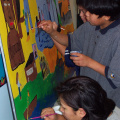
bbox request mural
[0,0,74,120]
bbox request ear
[76,108,86,118]
[104,16,111,21]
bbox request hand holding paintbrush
[29,113,57,119]
[30,20,65,32]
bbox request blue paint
[35,0,54,52]
[35,25,54,52]
[0,53,5,79]
[29,92,57,120]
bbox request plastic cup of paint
[70,51,82,57]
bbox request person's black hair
[76,0,87,9]
[76,0,120,21]
[57,76,115,120]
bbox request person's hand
[70,53,92,67]
[38,20,56,34]
[41,107,57,120]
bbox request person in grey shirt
[38,0,120,109]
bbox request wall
[69,0,77,29]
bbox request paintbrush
[29,27,38,30]
[29,113,57,119]
[29,26,65,31]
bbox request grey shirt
[68,19,120,108]
[107,109,120,120]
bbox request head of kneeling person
[57,76,115,120]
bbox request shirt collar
[95,18,120,34]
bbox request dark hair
[57,76,115,120]
[76,0,120,21]
[76,0,87,9]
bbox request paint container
[70,51,82,57]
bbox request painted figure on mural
[1,0,25,71]
[40,56,50,79]
[23,0,34,41]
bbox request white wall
[0,85,14,120]
[69,0,77,30]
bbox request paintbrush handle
[29,27,38,30]
[30,113,57,119]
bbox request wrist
[54,114,60,120]
[56,114,66,120]
[50,29,56,35]
[87,57,93,68]
[50,30,58,39]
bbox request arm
[50,30,68,46]
[52,39,66,56]
[51,22,66,56]
[38,20,68,46]
[87,57,105,76]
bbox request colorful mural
[0,0,74,120]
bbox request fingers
[70,53,82,59]
[70,53,89,67]
[41,108,52,114]
[41,108,55,119]
[70,53,83,66]
[38,20,52,28]
[53,21,58,30]
[37,20,54,34]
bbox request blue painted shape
[0,53,5,79]
[29,92,57,120]
[35,26,54,52]
[35,0,54,52]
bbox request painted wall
[0,0,74,120]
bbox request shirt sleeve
[105,66,117,89]
[68,23,88,52]
[107,109,120,120]
[64,47,76,67]
[105,36,120,88]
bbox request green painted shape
[14,62,70,120]
[14,72,56,120]
[23,9,26,25]
[53,0,62,25]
